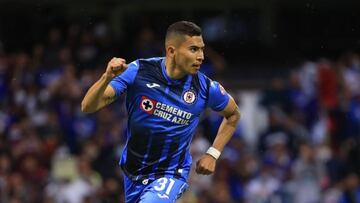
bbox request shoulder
[196,71,212,89]
[196,72,225,91]
[137,57,164,68]
[196,72,228,98]
[134,57,165,81]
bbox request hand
[104,57,128,80]
[195,154,217,175]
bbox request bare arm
[211,96,241,152]
[196,96,241,175]
[81,58,128,113]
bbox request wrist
[102,73,113,82]
[206,146,221,160]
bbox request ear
[166,46,176,57]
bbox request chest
[131,73,207,117]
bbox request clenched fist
[195,154,217,175]
[104,57,128,80]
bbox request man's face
[174,35,205,75]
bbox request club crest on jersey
[182,90,197,104]
[140,96,155,113]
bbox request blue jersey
[110,57,230,181]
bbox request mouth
[192,64,201,69]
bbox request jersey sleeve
[109,60,139,97]
[207,81,230,111]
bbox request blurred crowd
[0,21,359,203]
[186,53,360,203]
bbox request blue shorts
[123,174,188,203]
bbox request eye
[190,47,198,52]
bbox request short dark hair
[166,21,202,39]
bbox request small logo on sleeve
[219,84,226,95]
[182,90,197,104]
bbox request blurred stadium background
[0,0,360,202]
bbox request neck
[165,57,186,80]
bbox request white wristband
[206,147,221,160]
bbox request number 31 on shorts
[154,177,175,195]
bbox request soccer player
[81,21,241,203]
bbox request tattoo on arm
[105,95,117,105]
[233,106,241,117]
[225,106,240,119]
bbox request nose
[197,51,204,62]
